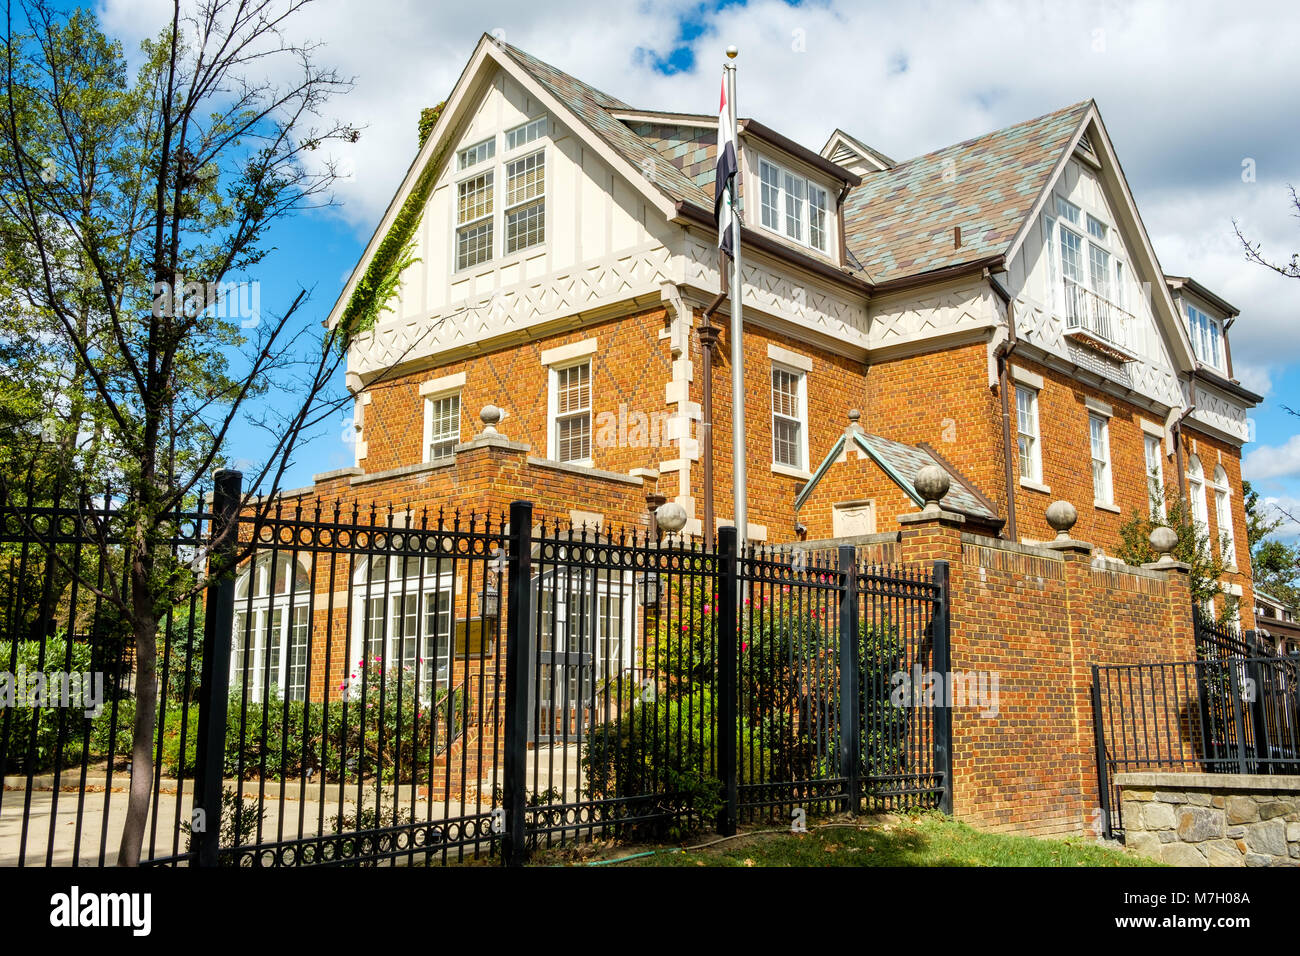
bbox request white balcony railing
[1060,276,1137,360]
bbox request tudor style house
[308,34,1260,635]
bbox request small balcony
[1060,277,1138,362]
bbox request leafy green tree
[1115,487,1233,621]
[0,0,361,865]
[1243,480,1300,607]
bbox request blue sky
[79,0,1300,538]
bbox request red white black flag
[715,75,737,260]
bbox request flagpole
[725,48,746,547]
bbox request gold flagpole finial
[725,45,738,59]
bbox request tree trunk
[117,533,158,866]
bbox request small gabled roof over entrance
[795,417,1001,526]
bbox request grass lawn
[524,812,1162,867]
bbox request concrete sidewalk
[1,745,585,866]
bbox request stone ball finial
[1149,524,1178,563]
[847,408,861,424]
[479,404,503,435]
[655,501,688,534]
[1045,500,1078,540]
[914,464,951,513]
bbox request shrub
[0,636,96,774]
[582,688,769,838]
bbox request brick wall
[357,304,678,481]
[897,508,1197,836]
[864,342,1007,513]
[1178,425,1255,628]
[689,313,867,540]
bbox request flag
[714,74,737,259]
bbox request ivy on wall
[337,101,447,349]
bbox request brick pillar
[896,508,965,811]
[1044,534,1098,835]
[1152,561,1197,661]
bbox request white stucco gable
[1001,107,1205,416]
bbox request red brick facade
[276,283,1254,829]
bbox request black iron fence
[1195,607,1280,662]
[0,471,951,867]
[1092,653,1300,838]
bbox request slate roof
[841,102,1091,283]
[497,40,1089,288]
[852,431,999,522]
[500,43,714,209]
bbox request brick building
[315,34,1256,605]
[222,36,1266,832]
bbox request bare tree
[1235,184,1300,280]
[1234,185,1300,529]
[0,0,363,864]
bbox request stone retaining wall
[1116,772,1300,867]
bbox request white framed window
[1089,414,1113,506]
[1186,304,1224,371]
[455,171,494,271]
[450,114,549,272]
[504,149,545,253]
[756,157,831,254]
[351,555,454,699]
[506,115,547,151]
[1144,433,1165,518]
[457,137,494,171]
[771,364,807,470]
[1015,385,1042,483]
[1213,465,1236,567]
[231,553,312,703]
[423,391,461,463]
[1048,194,1131,348]
[551,360,592,465]
[1188,455,1209,537]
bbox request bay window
[1044,195,1132,351]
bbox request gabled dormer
[1165,275,1238,381]
[738,120,860,267]
[820,128,895,177]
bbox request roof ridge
[873,99,1092,175]
[499,40,633,111]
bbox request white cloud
[1245,435,1300,481]
[88,0,1300,368]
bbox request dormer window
[1186,304,1224,372]
[756,157,830,254]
